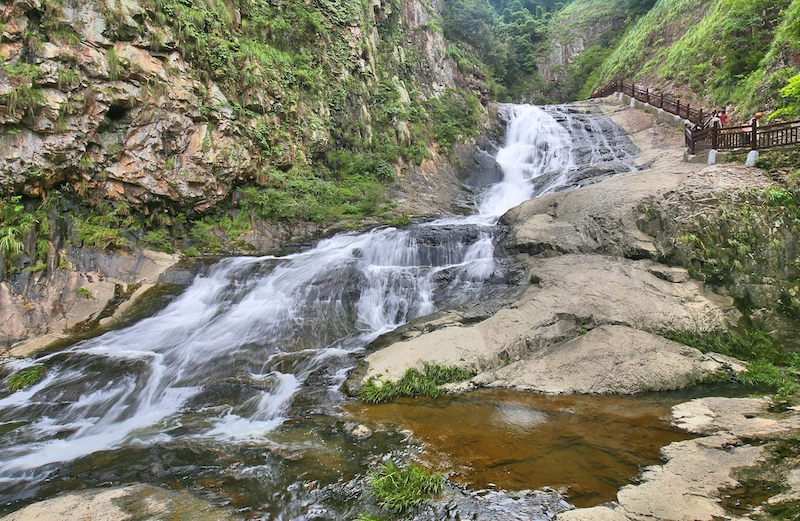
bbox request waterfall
[0,104,639,509]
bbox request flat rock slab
[476,324,720,394]
[1,483,240,521]
[361,254,737,393]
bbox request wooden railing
[592,80,800,155]
[592,80,705,126]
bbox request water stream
[0,104,640,517]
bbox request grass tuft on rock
[368,460,444,512]
[666,329,800,394]
[6,365,45,391]
[360,362,475,403]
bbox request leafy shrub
[238,163,392,223]
[764,187,794,206]
[429,89,481,152]
[142,229,174,253]
[361,362,475,403]
[771,73,800,121]
[75,217,130,249]
[6,365,45,391]
[368,460,444,511]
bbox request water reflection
[345,389,696,507]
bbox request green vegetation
[74,208,133,250]
[0,62,46,117]
[587,0,800,116]
[368,460,444,511]
[771,73,800,121]
[360,362,475,403]
[5,365,45,391]
[0,195,49,276]
[442,0,561,100]
[666,329,800,394]
[237,161,394,224]
[430,90,482,152]
[77,286,94,299]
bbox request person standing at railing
[719,109,728,128]
[743,112,762,147]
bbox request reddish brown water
[345,389,694,507]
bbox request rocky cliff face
[0,0,493,349]
[0,0,483,212]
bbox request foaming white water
[480,105,574,217]
[0,227,501,480]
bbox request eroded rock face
[1,248,180,351]
[0,0,481,214]
[357,252,738,393]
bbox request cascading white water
[480,105,574,217]
[0,103,640,514]
[0,227,504,485]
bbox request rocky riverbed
[345,95,800,518]
[3,96,799,520]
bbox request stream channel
[0,104,703,519]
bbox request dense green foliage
[130,0,435,222]
[5,366,45,392]
[588,0,800,117]
[368,460,444,511]
[360,362,475,403]
[0,195,49,276]
[442,0,558,100]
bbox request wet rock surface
[1,483,242,521]
[1,248,181,352]
[315,478,572,521]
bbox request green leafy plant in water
[6,365,45,391]
[368,460,444,512]
[360,362,475,403]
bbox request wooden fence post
[699,108,703,126]
[712,125,718,150]
[676,100,681,117]
[751,122,758,151]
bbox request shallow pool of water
[345,389,704,507]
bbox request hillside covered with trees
[445,0,800,119]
